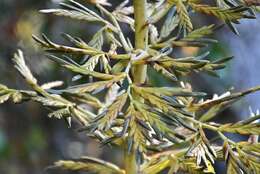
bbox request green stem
[124,0,148,173]
[124,143,137,174]
[183,116,237,145]
[132,0,148,84]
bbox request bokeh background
[0,0,260,174]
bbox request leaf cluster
[1,0,260,174]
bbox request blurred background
[0,0,260,174]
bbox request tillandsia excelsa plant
[1,0,260,173]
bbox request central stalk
[125,0,148,174]
[132,0,148,84]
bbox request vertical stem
[132,0,148,83]
[124,144,137,174]
[124,0,148,174]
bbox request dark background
[0,0,260,173]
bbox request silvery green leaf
[113,12,135,30]
[12,92,23,103]
[40,0,104,23]
[40,9,99,22]
[149,24,159,44]
[105,83,120,106]
[115,0,132,12]
[105,30,122,47]
[65,117,72,128]
[100,55,111,74]
[48,108,70,119]
[72,75,83,82]
[0,84,8,91]
[49,156,124,174]
[0,93,11,104]
[13,50,37,85]
[33,96,67,107]
[41,81,64,90]
[82,55,101,71]
[89,28,104,50]
[160,7,179,39]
